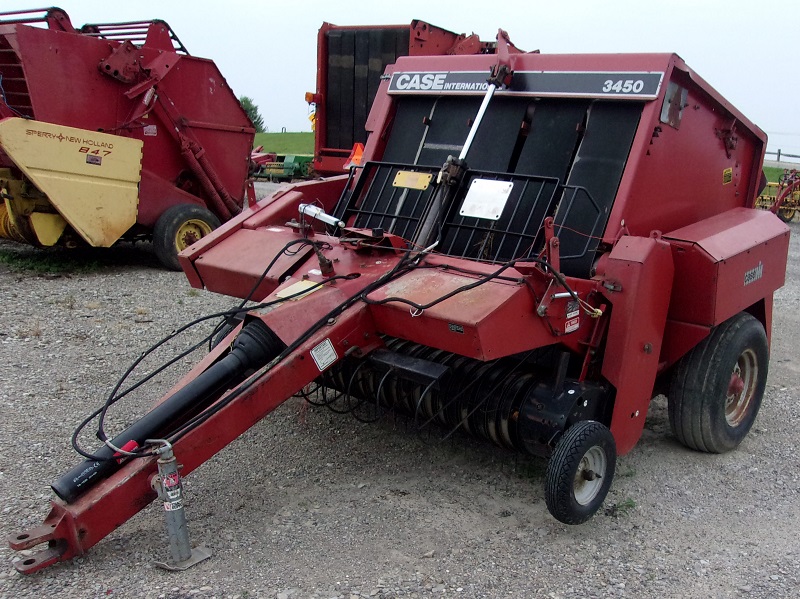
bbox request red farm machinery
[0,7,254,269]
[308,20,517,176]
[8,30,790,573]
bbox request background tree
[239,96,265,133]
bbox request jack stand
[148,440,212,571]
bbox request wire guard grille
[337,161,599,264]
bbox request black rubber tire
[668,312,768,453]
[153,204,221,271]
[545,420,616,525]
[777,207,796,223]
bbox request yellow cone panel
[0,118,143,247]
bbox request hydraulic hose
[52,320,284,503]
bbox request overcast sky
[4,1,798,156]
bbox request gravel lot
[0,220,798,599]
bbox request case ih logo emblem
[388,71,664,98]
[744,262,764,286]
[390,72,488,92]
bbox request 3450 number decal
[602,79,645,94]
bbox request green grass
[605,497,637,518]
[764,166,784,183]
[253,132,313,155]
[0,247,106,274]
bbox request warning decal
[310,338,337,371]
[565,317,580,334]
[723,168,733,185]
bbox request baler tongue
[51,320,285,504]
[8,291,384,573]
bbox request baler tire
[153,204,221,271]
[545,420,616,525]
[777,207,796,223]
[668,312,768,453]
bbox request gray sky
[4,1,798,156]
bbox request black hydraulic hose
[52,321,284,503]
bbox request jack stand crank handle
[148,439,212,571]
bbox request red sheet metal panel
[664,208,790,327]
[598,236,675,454]
[192,228,314,300]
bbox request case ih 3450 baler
[9,31,790,573]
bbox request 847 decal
[602,79,645,94]
[79,146,111,156]
[79,146,110,165]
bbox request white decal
[565,317,580,333]
[310,338,337,371]
[744,262,764,286]
[602,79,645,94]
[394,73,447,91]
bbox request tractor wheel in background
[545,420,616,525]
[777,206,796,223]
[668,312,768,453]
[153,204,221,271]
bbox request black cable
[72,239,586,462]
[71,272,360,462]
[163,248,418,444]
[364,255,584,313]
[208,238,317,349]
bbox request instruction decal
[565,317,580,334]
[723,167,733,185]
[566,300,580,320]
[311,338,337,371]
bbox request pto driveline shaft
[52,321,283,503]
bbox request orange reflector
[343,143,364,170]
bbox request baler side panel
[0,118,143,247]
[599,236,674,455]
[15,26,121,131]
[132,57,254,225]
[663,207,789,333]
[608,59,767,241]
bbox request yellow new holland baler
[0,8,254,269]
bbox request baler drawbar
[8,30,789,573]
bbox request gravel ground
[0,220,798,599]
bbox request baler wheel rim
[777,207,796,223]
[152,204,221,271]
[545,420,616,525]
[573,445,607,505]
[667,311,768,453]
[725,348,758,427]
[174,218,214,252]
